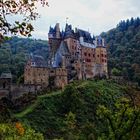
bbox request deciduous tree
[0,0,48,40]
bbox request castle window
[101,54,103,57]
[88,53,90,57]
[86,59,91,62]
[51,70,54,73]
[105,55,107,58]
[97,55,99,57]
[84,52,87,56]
[93,54,95,57]
[102,59,104,62]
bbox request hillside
[101,17,140,85]
[0,37,49,82]
[15,80,140,140]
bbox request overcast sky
[31,0,140,40]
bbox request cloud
[31,0,140,39]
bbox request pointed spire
[55,23,61,38]
[66,17,69,24]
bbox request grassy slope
[15,80,127,139]
[15,91,61,118]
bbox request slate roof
[49,25,62,38]
[59,41,70,55]
[53,41,70,68]
[63,24,76,39]
[49,23,96,43]
[30,55,48,68]
[76,29,94,44]
[96,36,103,46]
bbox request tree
[111,68,121,76]
[61,84,84,113]
[0,122,44,140]
[63,112,80,140]
[0,0,48,40]
[104,17,140,84]
[97,98,140,140]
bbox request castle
[24,23,108,89]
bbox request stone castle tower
[48,23,108,80]
[94,37,108,77]
[48,23,62,67]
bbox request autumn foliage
[15,122,25,136]
[0,122,44,139]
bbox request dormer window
[31,62,36,66]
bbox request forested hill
[101,17,140,85]
[0,37,49,82]
[13,80,140,139]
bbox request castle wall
[24,62,49,86]
[64,38,79,58]
[49,38,62,58]
[24,62,68,89]
[95,47,107,64]
[54,68,68,89]
[72,60,82,80]
[94,47,108,77]
[81,47,96,79]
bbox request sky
[31,0,140,40]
